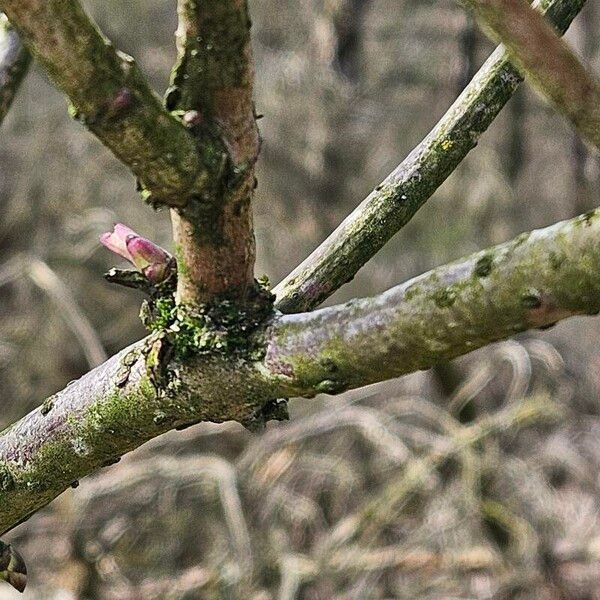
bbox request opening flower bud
[100,224,173,284]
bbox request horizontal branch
[464,0,600,151]
[273,0,586,313]
[2,208,600,534]
[0,15,29,124]
[0,0,212,207]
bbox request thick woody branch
[273,0,585,314]
[0,16,29,125]
[0,0,213,208]
[464,0,600,152]
[167,0,260,304]
[2,208,600,535]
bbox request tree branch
[167,0,260,303]
[3,208,600,535]
[273,0,586,314]
[0,15,29,125]
[0,0,214,208]
[463,0,600,152]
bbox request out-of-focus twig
[464,0,600,152]
[318,397,561,553]
[273,0,587,313]
[27,258,107,368]
[0,255,106,368]
[238,405,411,474]
[79,456,253,579]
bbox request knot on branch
[140,277,274,363]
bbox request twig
[27,258,107,368]
[2,208,600,534]
[0,0,213,207]
[464,0,600,152]
[273,0,586,313]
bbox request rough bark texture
[0,16,29,125]
[273,0,586,314]
[3,208,600,535]
[465,0,600,152]
[0,0,215,207]
[167,0,260,303]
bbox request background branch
[273,0,585,313]
[464,0,600,152]
[27,259,107,368]
[0,15,29,125]
[2,207,600,536]
[0,0,213,207]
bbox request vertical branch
[167,0,260,304]
[0,0,212,206]
[0,15,29,125]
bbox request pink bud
[142,262,171,284]
[100,224,172,283]
[99,223,137,262]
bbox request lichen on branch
[2,208,600,537]
[273,0,587,314]
[140,278,274,363]
[0,0,217,207]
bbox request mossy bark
[0,0,216,207]
[273,0,587,314]
[0,16,29,125]
[167,0,260,304]
[2,209,600,535]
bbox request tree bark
[2,208,600,535]
[273,0,586,314]
[167,0,260,304]
[0,0,216,208]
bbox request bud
[100,224,173,284]
[99,223,136,262]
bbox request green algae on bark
[2,208,600,534]
[267,209,600,396]
[0,0,217,207]
[273,0,587,314]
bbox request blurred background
[1,0,600,597]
